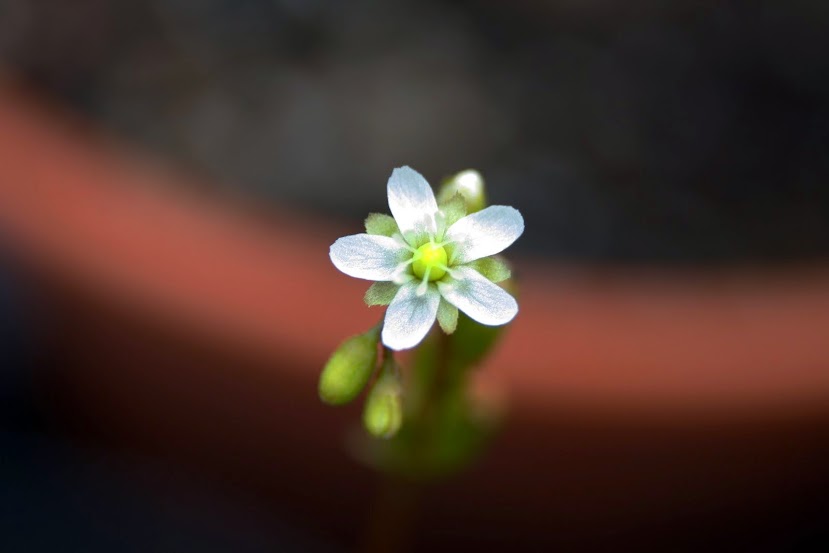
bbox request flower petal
[382,282,440,350]
[438,267,518,326]
[387,166,439,239]
[445,206,524,264]
[330,234,408,281]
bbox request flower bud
[363,369,403,439]
[438,169,487,213]
[319,328,379,406]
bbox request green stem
[362,330,452,552]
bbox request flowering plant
[330,166,524,350]
[319,166,523,456]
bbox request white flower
[330,166,524,351]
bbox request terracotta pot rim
[1,81,828,422]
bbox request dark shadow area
[0,255,334,552]
[2,0,828,262]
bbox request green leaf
[365,213,399,237]
[449,313,504,371]
[364,282,399,306]
[437,299,459,334]
[438,193,468,228]
[469,256,511,283]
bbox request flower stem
[361,475,421,553]
[361,330,452,552]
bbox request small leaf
[438,193,468,228]
[364,282,399,306]
[469,256,511,283]
[437,299,459,334]
[365,213,399,237]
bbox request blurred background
[1,0,829,551]
[4,0,829,261]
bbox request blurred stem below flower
[343,168,512,552]
[361,330,452,553]
[361,316,504,552]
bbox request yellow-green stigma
[412,242,448,282]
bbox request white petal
[438,266,518,326]
[330,234,409,281]
[382,282,440,350]
[387,166,439,239]
[445,206,524,264]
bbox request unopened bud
[439,169,487,213]
[363,368,403,439]
[319,328,379,406]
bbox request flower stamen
[416,266,432,296]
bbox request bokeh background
[4,0,829,261]
[1,1,829,551]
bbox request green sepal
[364,282,399,306]
[365,213,399,237]
[438,193,468,229]
[437,298,459,334]
[469,256,511,283]
[318,328,379,406]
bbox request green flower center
[412,243,448,282]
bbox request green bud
[363,369,403,439]
[319,328,379,406]
[438,169,487,213]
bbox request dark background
[3,0,828,262]
[1,1,829,551]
